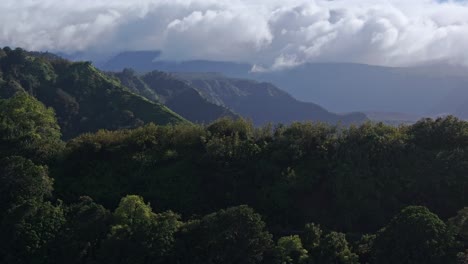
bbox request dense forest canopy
[1,47,468,263]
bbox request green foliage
[0,47,186,139]
[409,116,468,150]
[0,92,63,162]
[56,124,207,211]
[301,223,322,252]
[316,232,359,264]
[52,117,468,234]
[372,206,456,264]
[0,200,66,264]
[353,234,376,264]
[0,156,53,218]
[275,235,308,264]
[450,208,468,245]
[51,196,111,264]
[457,250,468,264]
[176,205,273,264]
[110,68,159,102]
[113,195,153,225]
[207,117,255,139]
[99,195,180,264]
[138,70,237,123]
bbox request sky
[2,0,468,69]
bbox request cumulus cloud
[1,0,468,68]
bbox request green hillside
[109,69,237,123]
[0,48,185,138]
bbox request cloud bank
[2,0,468,69]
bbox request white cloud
[2,0,468,68]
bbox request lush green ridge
[0,48,186,139]
[109,69,237,124]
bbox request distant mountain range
[174,73,366,126]
[100,51,251,78]
[253,63,468,116]
[363,111,424,125]
[108,69,366,125]
[100,51,468,120]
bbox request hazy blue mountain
[102,51,162,71]
[364,111,424,125]
[252,63,468,115]
[175,73,367,126]
[101,51,468,118]
[430,86,468,119]
[100,51,251,77]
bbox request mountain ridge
[100,51,468,119]
[0,47,186,139]
[174,72,367,126]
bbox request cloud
[2,0,468,68]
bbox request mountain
[101,52,468,117]
[252,63,468,115]
[108,68,160,102]
[0,47,186,139]
[109,69,237,123]
[175,73,367,126]
[364,111,423,125]
[101,51,251,78]
[101,51,162,71]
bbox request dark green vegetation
[109,69,236,124]
[0,47,185,139]
[2,88,468,263]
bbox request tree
[176,205,273,264]
[449,207,468,243]
[301,223,322,253]
[317,232,358,264]
[0,156,53,218]
[0,92,63,162]
[354,234,375,264]
[51,196,111,264]
[274,235,308,264]
[0,200,65,264]
[99,195,180,264]
[372,206,455,264]
[457,250,468,264]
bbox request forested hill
[1,90,468,263]
[175,73,367,125]
[0,47,186,139]
[108,69,237,124]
